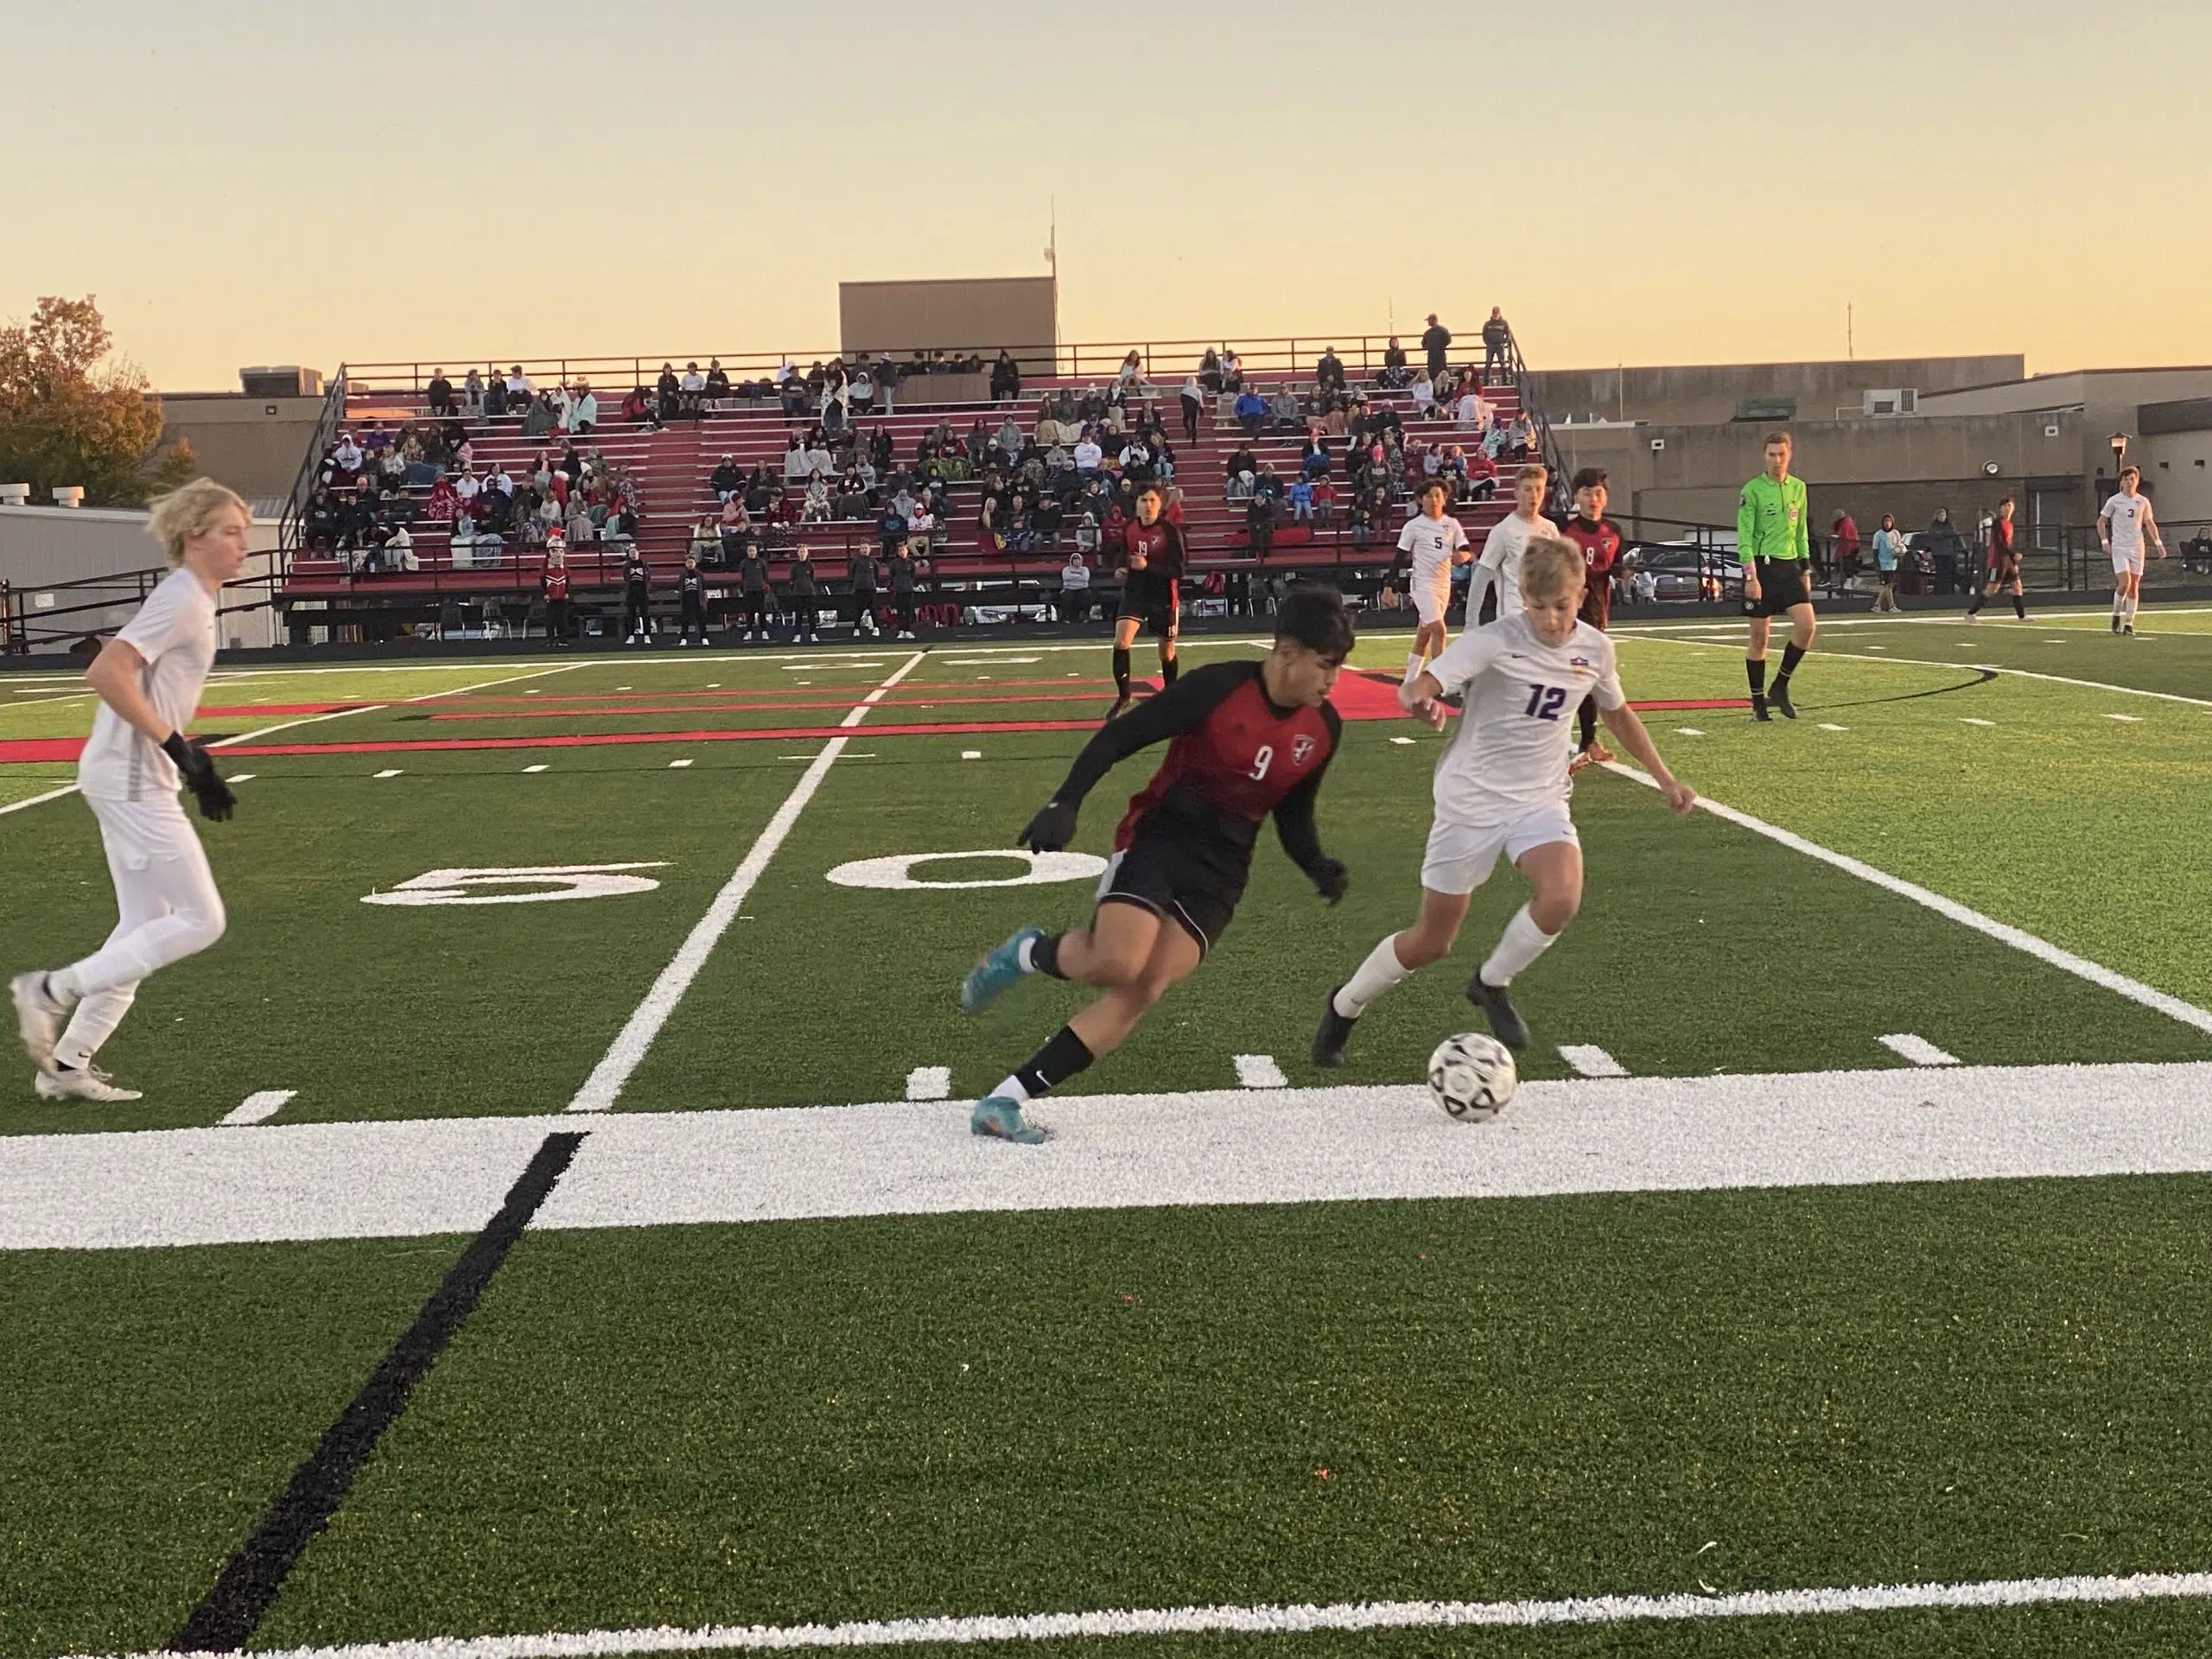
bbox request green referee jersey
[1738,472,1810,563]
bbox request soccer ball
[1427,1032,1516,1121]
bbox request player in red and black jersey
[1556,467,1623,770]
[1967,497,2025,621]
[958,586,1357,1142]
[1110,483,1189,718]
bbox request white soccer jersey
[78,566,219,803]
[2101,492,2154,555]
[1427,612,1624,818]
[1397,512,1469,601]
[1477,512,1546,620]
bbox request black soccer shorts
[1117,571,1181,639]
[1094,830,1243,955]
[1743,557,1812,617]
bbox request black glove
[1309,857,1349,905]
[1018,799,1078,853]
[162,733,237,823]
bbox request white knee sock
[54,984,138,1070]
[1334,934,1414,1018]
[1478,905,1559,988]
[2113,589,2126,617]
[2126,593,2139,626]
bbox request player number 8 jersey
[1426,611,1625,817]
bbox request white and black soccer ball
[1427,1032,1516,1121]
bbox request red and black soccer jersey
[1559,514,1623,629]
[1124,519,1187,582]
[542,567,570,601]
[1987,516,2018,574]
[1049,659,1341,885]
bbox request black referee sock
[2012,594,2026,620]
[1746,658,1767,697]
[1112,647,1132,700]
[1160,652,1179,685]
[1775,643,1806,687]
[1013,1025,1095,1100]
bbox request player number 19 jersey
[1426,612,1624,817]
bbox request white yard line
[10,1060,2212,1250]
[219,1090,296,1127]
[1558,1045,1627,1077]
[1233,1054,1289,1089]
[564,650,928,1114]
[106,1568,2212,1659]
[1881,1033,1961,1067]
[1631,632,2212,710]
[0,783,84,819]
[1601,762,2212,1035]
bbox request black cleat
[1466,972,1530,1052]
[1770,681,1797,719]
[1105,696,1132,722]
[1751,695,1772,722]
[1311,985,1357,1069]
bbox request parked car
[1623,543,1744,603]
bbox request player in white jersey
[1395,477,1471,683]
[2097,466,2166,636]
[1312,537,1694,1060]
[1471,462,1550,626]
[10,480,245,1102]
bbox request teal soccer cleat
[971,1095,1047,1144]
[962,925,1044,1014]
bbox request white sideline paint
[224,773,255,784]
[1962,718,1996,727]
[374,769,403,779]
[1558,1045,1627,1077]
[2106,712,2143,722]
[1234,1053,1288,1089]
[523,764,549,773]
[1674,728,1704,737]
[905,1066,950,1102]
[111,1569,2212,1659]
[1882,1033,1961,1067]
[669,759,694,768]
[564,650,928,1114]
[960,749,982,760]
[10,1061,2212,1251]
[219,1090,296,1128]
[1389,735,1416,745]
[1601,762,2212,1037]
[1817,722,1848,732]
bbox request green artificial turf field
[3,605,2209,1657]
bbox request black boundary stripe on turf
[167,1130,588,1653]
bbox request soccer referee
[1737,431,1817,720]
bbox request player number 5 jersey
[1426,612,1624,816]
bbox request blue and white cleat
[961,925,1044,1014]
[971,1094,1047,1144]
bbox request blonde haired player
[10,480,245,1101]
[1312,537,1694,1060]
[2098,465,2165,636]
[1471,462,1549,625]
[1396,476,1471,684]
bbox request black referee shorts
[1095,831,1244,956]
[1743,557,1813,618]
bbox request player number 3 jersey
[1426,612,1624,817]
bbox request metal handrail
[335,332,1500,397]
[279,367,349,563]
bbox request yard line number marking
[1233,1054,1288,1089]
[219,1090,296,1127]
[1558,1045,1628,1077]
[1880,1033,1962,1067]
[905,1066,951,1101]
[566,651,928,1113]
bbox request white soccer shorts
[2110,548,2145,576]
[1419,799,1578,896]
[1413,576,1452,627]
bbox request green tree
[0,296,194,508]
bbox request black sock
[1160,652,1179,685]
[1747,658,1767,697]
[2013,594,2025,620]
[1112,647,1131,699]
[1014,1024,1095,1099]
[1027,931,1067,979]
[1967,594,1983,614]
[1775,643,1805,686]
[1576,695,1596,749]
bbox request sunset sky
[5,0,2204,391]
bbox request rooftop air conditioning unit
[1862,388,1918,417]
[239,365,323,398]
